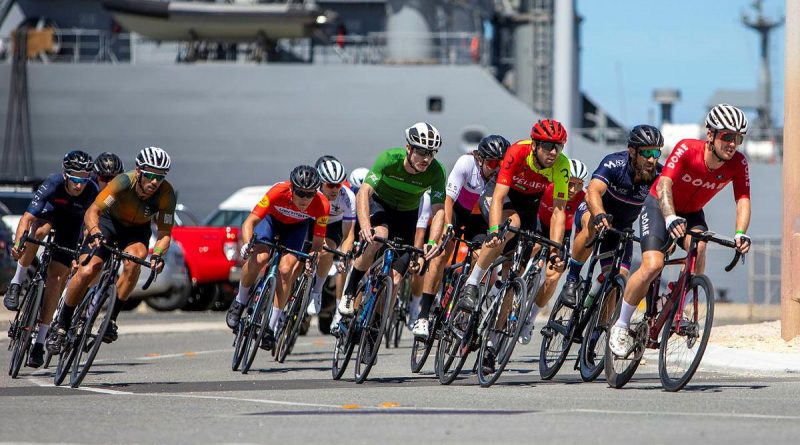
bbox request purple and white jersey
[445,155,487,212]
[328,185,356,224]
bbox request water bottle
[583,287,597,309]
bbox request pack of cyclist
[4,103,753,388]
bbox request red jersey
[650,139,750,214]
[251,181,330,238]
[496,140,571,198]
[537,182,585,229]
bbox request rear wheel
[604,290,647,389]
[354,276,392,384]
[435,307,473,385]
[578,280,621,382]
[659,275,714,392]
[538,297,576,380]
[331,282,364,380]
[55,292,93,386]
[9,281,42,378]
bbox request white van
[203,185,272,228]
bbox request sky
[578,0,785,127]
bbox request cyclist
[460,119,571,311]
[226,165,329,351]
[308,156,355,316]
[411,134,510,339]
[348,167,369,195]
[517,158,588,344]
[559,125,664,308]
[93,152,125,190]
[46,147,176,354]
[609,104,752,356]
[4,151,98,367]
[337,122,447,353]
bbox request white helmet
[349,167,369,187]
[136,146,171,171]
[569,158,588,182]
[405,122,442,150]
[317,158,347,184]
[705,103,748,134]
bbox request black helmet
[290,165,322,190]
[477,135,511,160]
[62,150,93,173]
[94,152,125,176]
[627,125,664,149]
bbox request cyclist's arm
[428,203,445,244]
[84,203,104,237]
[488,182,510,229]
[13,212,37,247]
[153,231,171,257]
[310,235,324,253]
[586,178,608,217]
[548,200,567,250]
[735,197,751,234]
[443,195,455,226]
[355,182,374,233]
[341,221,355,253]
[414,226,426,249]
[656,177,677,218]
[240,213,261,246]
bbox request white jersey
[328,185,356,224]
[416,191,431,229]
[446,154,487,212]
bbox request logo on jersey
[257,196,270,208]
[557,192,565,199]
[103,195,116,207]
[603,158,625,169]
[367,173,378,183]
[666,144,688,170]
[276,206,310,220]
[432,191,445,200]
[680,174,727,190]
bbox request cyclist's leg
[681,209,709,274]
[465,209,518,287]
[341,197,389,310]
[565,203,594,283]
[6,220,51,310]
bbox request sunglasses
[293,188,316,199]
[65,173,90,185]
[98,175,116,183]
[323,182,343,190]
[718,132,744,145]
[413,147,438,159]
[538,141,564,152]
[483,159,500,169]
[141,171,166,182]
[638,148,662,159]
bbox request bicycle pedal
[540,327,553,338]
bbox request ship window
[428,97,443,113]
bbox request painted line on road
[135,349,230,361]
[27,377,133,395]
[569,408,800,421]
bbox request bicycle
[231,236,312,374]
[54,241,157,388]
[538,222,639,381]
[273,250,317,363]
[7,230,77,379]
[410,231,480,374]
[384,275,410,349]
[604,230,743,392]
[330,236,425,383]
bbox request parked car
[125,226,192,311]
[0,203,16,295]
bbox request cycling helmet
[405,122,442,150]
[62,150,93,173]
[349,167,369,187]
[136,146,171,171]
[627,124,664,148]
[317,157,347,184]
[290,165,322,190]
[705,103,748,134]
[477,135,510,160]
[530,119,567,144]
[569,159,588,182]
[94,152,125,176]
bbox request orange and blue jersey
[251,181,330,238]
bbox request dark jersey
[26,173,99,221]
[592,151,662,227]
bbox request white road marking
[135,349,230,361]
[568,408,800,421]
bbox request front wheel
[241,277,276,374]
[604,291,647,389]
[71,285,115,388]
[659,275,714,392]
[354,276,392,384]
[478,277,525,388]
[538,297,576,380]
[578,279,622,382]
[9,280,43,378]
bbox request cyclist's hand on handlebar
[150,254,165,273]
[592,213,611,231]
[734,232,751,254]
[665,215,687,240]
[360,226,376,244]
[423,241,439,261]
[485,230,503,248]
[10,241,24,260]
[410,256,424,274]
[240,242,253,261]
[88,231,105,249]
[548,249,566,272]
[335,259,346,273]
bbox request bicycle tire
[604,293,647,389]
[242,276,276,374]
[9,281,43,378]
[435,307,473,385]
[354,276,392,384]
[538,297,576,380]
[71,285,115,388]
[55,292,93,386]
[478,277,525,387]
[659,275,714,392]
[276,273,312,362]
[578,279,621,382]
[331,281,365,380]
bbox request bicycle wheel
[435,307,473,385]
[277,273,312,362]
[242,276,276,374]
[354,276,392,384]
[659,275,714,392]
[332,281,364,380]
[478,277,525,387]
[604,293,647,389]
[55,293,93,386]
[384,302,399,349]
[9,281,43,378]
[71,285,115,388]
[410,308,439,374]
[538,297,577,380]
[578,279,621,382]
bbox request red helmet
[530,119,567,144]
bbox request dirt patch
[710,320,800,353]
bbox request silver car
[127,228,191,311]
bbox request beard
[636,163,658,182]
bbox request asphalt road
[2,313,799,445]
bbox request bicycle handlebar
[80,241,159,290]
[683,231,743,272]
[19,230,79,258]
[372,236,430,275]
[585,225,641,249]
[248,235,314,262]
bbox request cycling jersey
[364,148,447,211]
[650,139,750,214]
[328,185,356,224]
[537,182,585,229]
[416,192,431,229]
[496,140,570,199]
[95,171,176,232]
[593,151,663,227]
[446,154,488,213]
[251,181,330,238]
[27,173,99,219]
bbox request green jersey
[364,148,447,211]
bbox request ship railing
[315,32,487,66]
[0,30,132,64]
